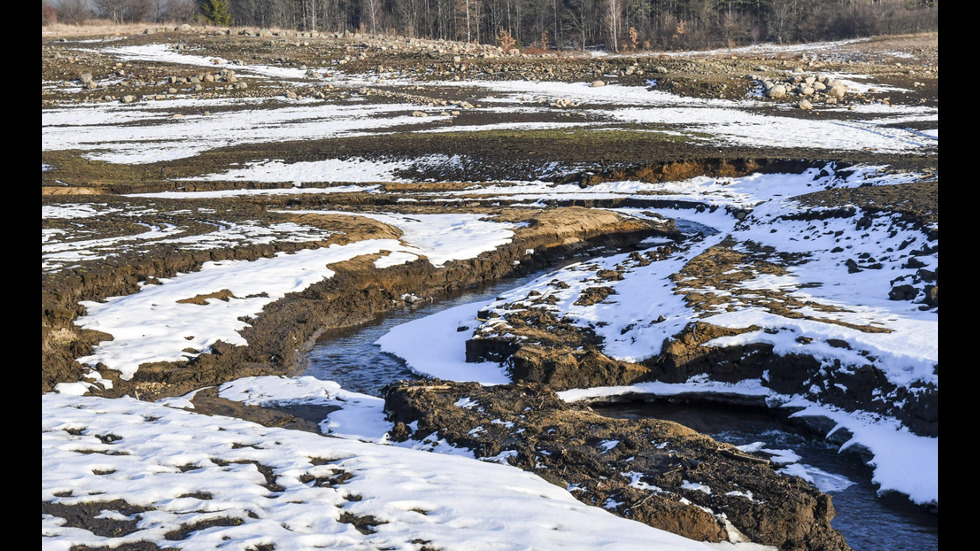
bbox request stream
[303,229,938,551]
[592,400,939,551]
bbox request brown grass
[41,20,291,40]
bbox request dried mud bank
[464,180,938,439]
[384,380,849,551]
[43,205,669,400]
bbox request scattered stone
[590,80,606,87]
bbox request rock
[828,84,846,99]
[768,84,787,99]
[798,99,813,110]
[590,80,606,87]
[889,285,917,301]
[79,72,93,84]
[120,95,136,103]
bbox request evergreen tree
[200,0,233,26]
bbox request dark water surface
[593,400,939,551]
[304,267,567,396]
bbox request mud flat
[42,26,937,550]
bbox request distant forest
[44,0,938,52]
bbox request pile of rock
[550,98,580,108]
[758,72,849,109]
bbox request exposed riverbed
[304,267,566,396]
[304,248,938,551]
[592,400,939,551]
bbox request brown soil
[385,380,850,551]
[42,204,664,399]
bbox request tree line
[44,0,938,52]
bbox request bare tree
[303,0,318,31]
[605,0,621,52]
[768,0,797,44]
[564,0,596,52]
[363,0,383,35]
[93,0,127,22]
[165,0,198,22]
[57,0,91,24]
[126,0,153,21]
[43,0,58,25]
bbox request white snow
[217,376,391,442]
[43,42,936,171]
[42,392,719,551]
[376,301,511,384]
[75,239,405,379]
[776,464,856,494]
[278,210,518,268]
[174,155,448,185]
[43,220,337,273]
[124,184,377,199]
[42,99,451,164]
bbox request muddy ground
[42,26,938,550]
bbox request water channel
[303,234,938,551]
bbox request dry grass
[48,327,78,345]
[42,20,305,40]
[42,20,183,38]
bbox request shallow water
[592,400,939,551]
[304,228,937,551]
[304,267,565,397]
